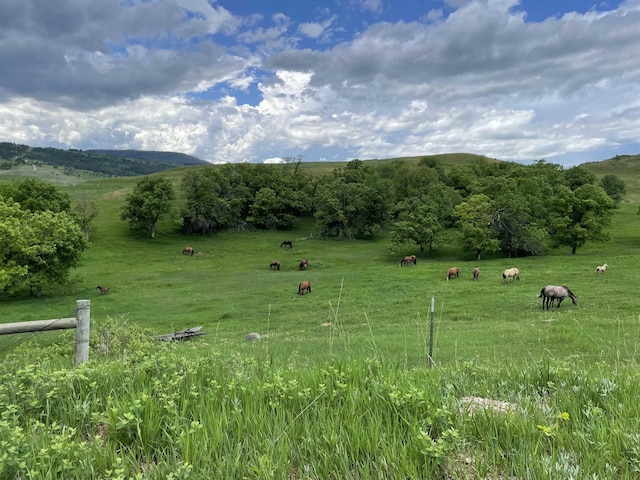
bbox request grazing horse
[472,267,480,281]
[299,259,309,270]
[446,267,459,281]
[96,286,109,295]
[399,255,417,266]
[538,285,578,310]
[269,260,280,271]
[182,247,194,256]
[298,280,311,295]
[502,268,520,283]
[280,240,293,248]
[596,263,608,274]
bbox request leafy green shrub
[90,314,155,359]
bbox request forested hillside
[0,142,202,177]
[89,149,206,165]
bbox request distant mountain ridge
[89,149,207,165]
[0,142,206,177]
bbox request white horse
[596,263,608,274]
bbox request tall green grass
[2,340,640,479]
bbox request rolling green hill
[0,142,204,180]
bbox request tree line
[0,157,627,297]
[121,158,625,259]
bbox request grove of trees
[1,157,623,298]
[121,158,619,261]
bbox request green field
[2,159,640,368]
[2,156,640,478]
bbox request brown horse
[269,260,280,271]
[472,267,480,281]
[280,240,293,248]
[446,267,459,281]
[96,286,109,295]
[298,280,311,295]
[299,259,309,270]
[400,255,417,266]
[502,267,520,283]
[538,285,578,310]
[183,247,194,256]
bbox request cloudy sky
[1,0,638,166]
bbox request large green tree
[389,196,442,257]
[454,194,500,260]
[389,181,460,256]
[120,176,175,238]
[481,174,551,257]
[1,197,86,297]
[314,160,391,238]
[599,174,626,205]
[548,184,614,254]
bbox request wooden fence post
[75,299,90,365]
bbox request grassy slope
[2,154,640,368]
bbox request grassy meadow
[2,163,640,368]
[2,157,640,478]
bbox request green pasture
[3,159,640,479]
[2,163,640,369]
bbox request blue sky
[0,0,638,166]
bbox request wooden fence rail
[0,299,90,365]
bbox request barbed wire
[0,307,77,356]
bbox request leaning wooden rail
[0,299,90,365]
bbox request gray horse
[538,285,578,310]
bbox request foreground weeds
[1,330,640,479]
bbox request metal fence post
[429,297,435,368]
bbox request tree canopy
[125,156,618,258]
[313,160,392,238]
[121,176,175,238]
[1,195,86,297]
